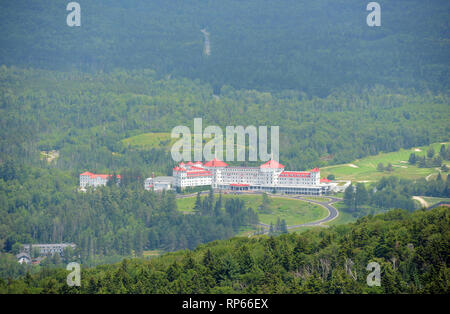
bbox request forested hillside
[1,67,448,175]
[0,1,449,96]
[0,161,260,264]
[2,207,448,294]
[0,0,448,294]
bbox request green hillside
[1,67,448,174]
[1,1,449,96]
[321,142,449,182]
[2,207,448,294]
[0,0,448,296]
[121,133,175,151]
[177,194,328,226]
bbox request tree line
[1,206,448,294]
[0,161,260,267]
[344,175,450,215]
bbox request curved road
[176,191,342,232]
[288,196,341,228]
[256,195,341,232]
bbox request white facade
[79,172,121,189]
[23,243,76,256]
[173,162,213,188]
[173,159,335,195]
[144,177,174,191]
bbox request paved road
[255,195,341,233]
[175,191,341,232]
[412,196,429,208]
[287,196,341,228]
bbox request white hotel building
[79,172,121,189]
[173,159,336,195]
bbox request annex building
[79,172,121,189]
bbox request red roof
[320,178,331,183]
[310,168,320,172]
[204,158,228,167]
[186,161,194,166]
[230,183,250,187]
[260,160,285,169]
[186,170,212,177]
[190,166,204,170]
[194,161,203,165]
[80,172,121,179]
[279,171,311,177]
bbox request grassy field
[323,202,388,227]
[421,196,450,207]
[142,249,163,259]
[321,142,448,182]
[177,196,198,213]
[302,196,331,202]
[176,194,328,227]
[121,132,250,155]
[121,132,175,151]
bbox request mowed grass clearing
[121,132,175,151]
[321,142,448,182]
[176,194,328,227]
[121,132,251,155]
[421,196,450,207]
[302,196,331,202]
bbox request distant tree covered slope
[2,207,449,293]
[0,67,448,172]
[0,0,449,95]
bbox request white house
[16,252,31,264]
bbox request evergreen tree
[194,192,202,214]
[408,153,416,165]
[377,163,384,172]
[344,185,355,211]
[386,163,393,172]
[280,219,288,234]
[355,183,369,208]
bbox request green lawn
[121,132,175,151]
[257,197,328,226]
[421,196,450,207]
[142,249,163,259]
[321,142,448,182]
[121,132,250,155]
[323,203,357,226]
[302,196,331,202]
[176,196,198,213]
[176,194,328,227]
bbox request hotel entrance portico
[229,183,250,191]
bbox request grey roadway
[176,191,342,230]
[256,195,341,232]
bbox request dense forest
[0,1,449,96]
[0,160,260,269]
[343,174,450,214]
[1,67,448,175]
[1,207,448,293]
[0,0,448,294]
